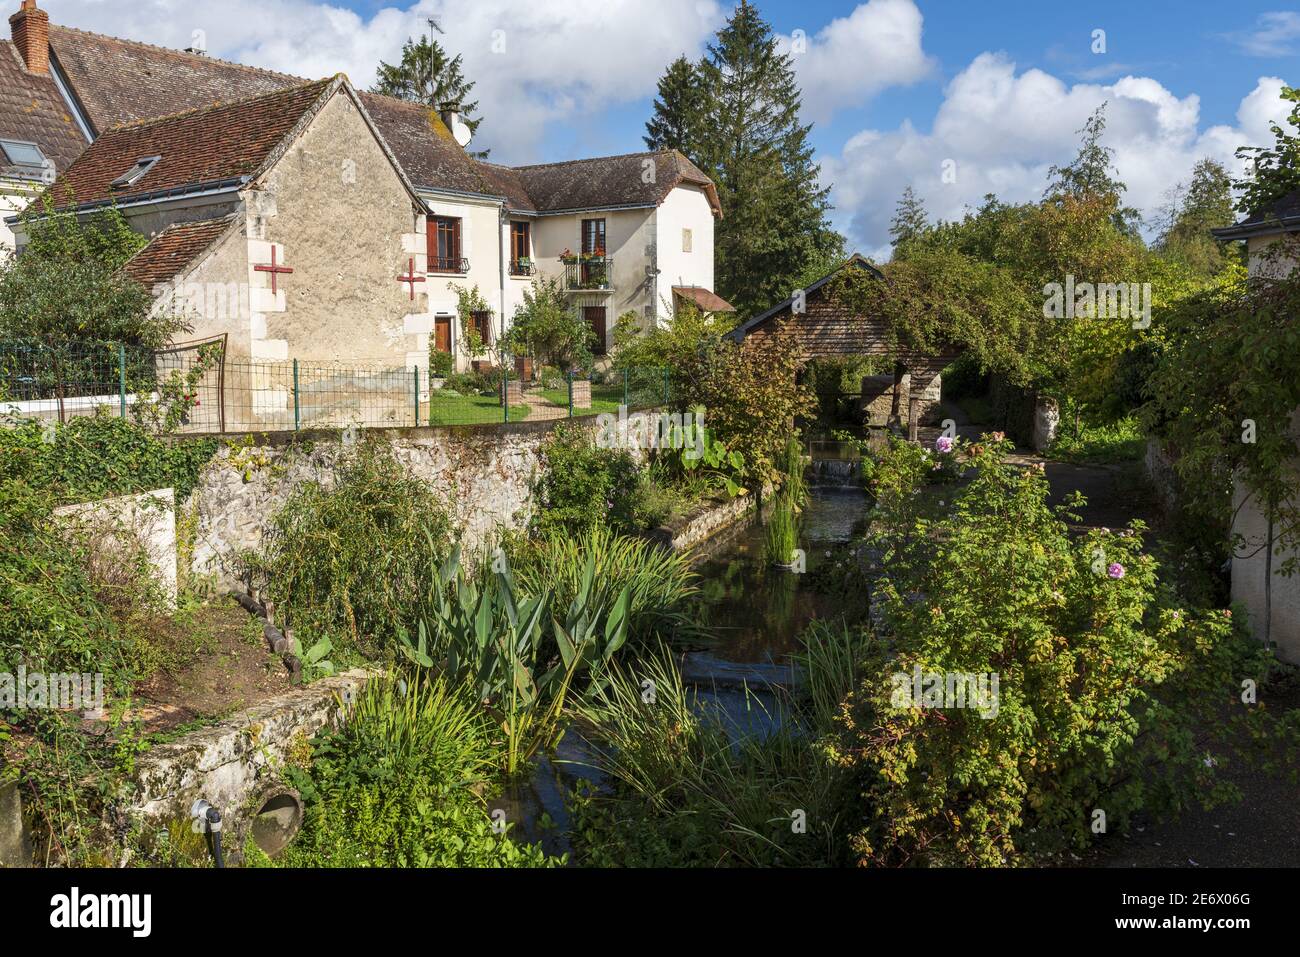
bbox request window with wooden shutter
[581,219,606,256]
[470,310,493,346]
[428,216,464,272]
[510,221,532,275]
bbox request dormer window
[0,139,47,172]
[110,156,161,189]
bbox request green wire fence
[0,339,676,435]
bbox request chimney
[439,101,473,149]
[9,0,49,75]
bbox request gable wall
[243,90,427,370]
[654,184,716,323]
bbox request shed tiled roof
[48,77,336,208]
[513,150,721,216]
[121,215,235,289]
[47,24,303,135]
[0,40,86,182]
[672,285,735,313]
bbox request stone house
[0,0,730,373]
[1213,189,1300,665]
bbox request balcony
[510,259,536,277]
[428,256,470,274]
[561,256,613,292]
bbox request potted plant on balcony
[559,248,579,265]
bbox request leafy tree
[655,1,844,317]
[643,56,708,156]
[373,34,487,158]
[679,317,816,485]
[1155,158,1237,275]
[888,186,930,258]
[504,276,593,372]
[1235,85,1300,216]
[0,195,182,349]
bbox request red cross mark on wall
[254,245,294,296]
[396,257,426,300]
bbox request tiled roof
[47,24,303,134]
[121,215,235,289]
[673,285,735,313]
[474,161,536,212]
[513,150,721,216]
[0,40,87,182]
[48,78,336,208]
[357,93,492,197]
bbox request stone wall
[53,488,178,608]
[185,420,601,584]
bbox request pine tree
[889,186,929,257]
[655,1,843,317]
[644,56,707,155]
[373,35,488,158]
[1044,103,1140,232]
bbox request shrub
[532,423,642,535]
[834,436,1291,866]
[278,673,558,867]
[246,438,451,659]
[429,349,453,378]
[763,496,799,568]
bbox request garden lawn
[426,392,531,425]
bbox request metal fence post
[623,368,629,407]
[662,367,669,406]
[293,358,300,431]
[568,370,574,418]
[502,366,509,424]
[413,366,420,427]
[117,343,127,418]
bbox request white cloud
[1228,11,1300,57]
[777,0,934,123]
[42,0,726,162]
[822,53,1294,253]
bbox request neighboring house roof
[474,161,537,213]
[673,285,735,313]
[512,150,722,216]
[121,215,236,289]
[726,254,883,343]
[357,93,493,198]
[0,39,86,182]
[47,24,302,135]
[1213,188,1300,240]
[47,77,336,209]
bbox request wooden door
[584,306,607,356]
[434,315,452,353]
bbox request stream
[489,473,871,859]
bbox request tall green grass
[571,652,844,867]
[510,526,699,640]
[776,437,809,507]
[792,619,874,734]
[764,495,800,568]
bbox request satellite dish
[440,106,473,148]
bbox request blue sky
[40,0,1299,252]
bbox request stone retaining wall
[185,420,605,585]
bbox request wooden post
[889,361,905,426]
[907,394,919,442]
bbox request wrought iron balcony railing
[562,256,613,291]
[429,256,470,274]
[510,259,536,277]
